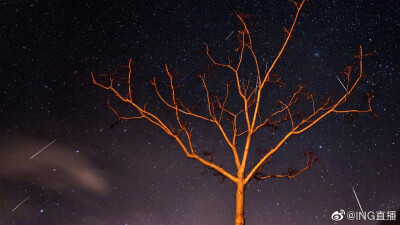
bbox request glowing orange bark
[91,0,374,224]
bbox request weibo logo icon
[331,209,345,221]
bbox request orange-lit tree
[91,0,375,224]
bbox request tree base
[235,216,245,225]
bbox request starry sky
[1,0,400,225]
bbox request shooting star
[336,76,348,93]
[30,139,56,159]
[12,196,30,212]
[225,31,234,40]
[256,76,259,89]
[352,187,364,213]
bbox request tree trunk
[235,181,245,225]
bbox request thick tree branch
[92,64,237,182]
[245,46,375,184]
[91,1,378,224]
[255,151,317,180]
[92,0,373,199]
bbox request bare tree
[91,0,375,224]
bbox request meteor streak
[225,31,234,40]
[336,76,348,93]
[30,139,56,159]
[12,196,30,212]
[352,187,364,213]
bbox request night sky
[1,0,400,225]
